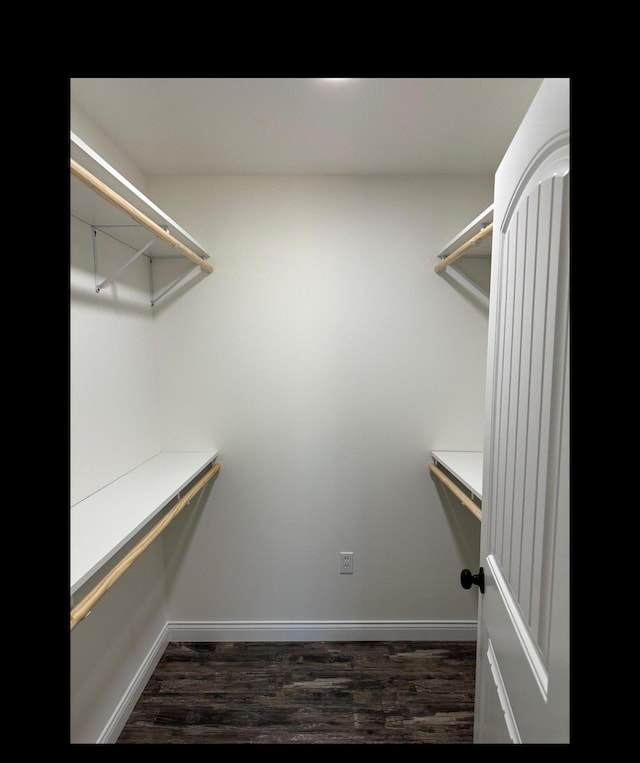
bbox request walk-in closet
[70,77,569,744]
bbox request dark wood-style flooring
[117,640,476,744]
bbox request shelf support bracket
[92,225,159,293]
[445,262,490,306]
[89,223,200,306]
[149,257,201,308]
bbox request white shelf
[70,450,218,595]
[70,131,211,263]
[431,451,483,500]
[436,204,494,260]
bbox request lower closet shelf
[70,450,218,596]
[429,450,483,521]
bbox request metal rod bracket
[92,224,161,293]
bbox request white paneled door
[473,79,570,743]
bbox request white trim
[487,554,549,697]
[167,619,478,642]
[487,639,521,743]
[97,622,171,744]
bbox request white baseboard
[97,618,477,743]
[167,619,477,642]
[97,622,171,744]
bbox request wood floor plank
[117,641,476,744]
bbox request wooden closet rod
[434,222,493,273]
[428,462,482,521]
[70,462,221,630]
[70,158,213,274]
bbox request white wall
[70,541,167,743]
[150,175,489,627]
[70,114,167,743]
[70,97,161,501]
[69,216,161,503]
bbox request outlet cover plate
[340,552,354,574]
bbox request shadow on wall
[430,474,482,575]
[162,474,218,595]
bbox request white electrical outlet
[340,552,354,574]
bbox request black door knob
[460,567,485,594]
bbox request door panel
[475,78,570,743]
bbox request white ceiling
[70,77,544,176]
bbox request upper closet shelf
[70,450,218,597]
[435,204,493,273]
[70,131,212,305]
[431,451,482,498]
[429,450,483,521]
